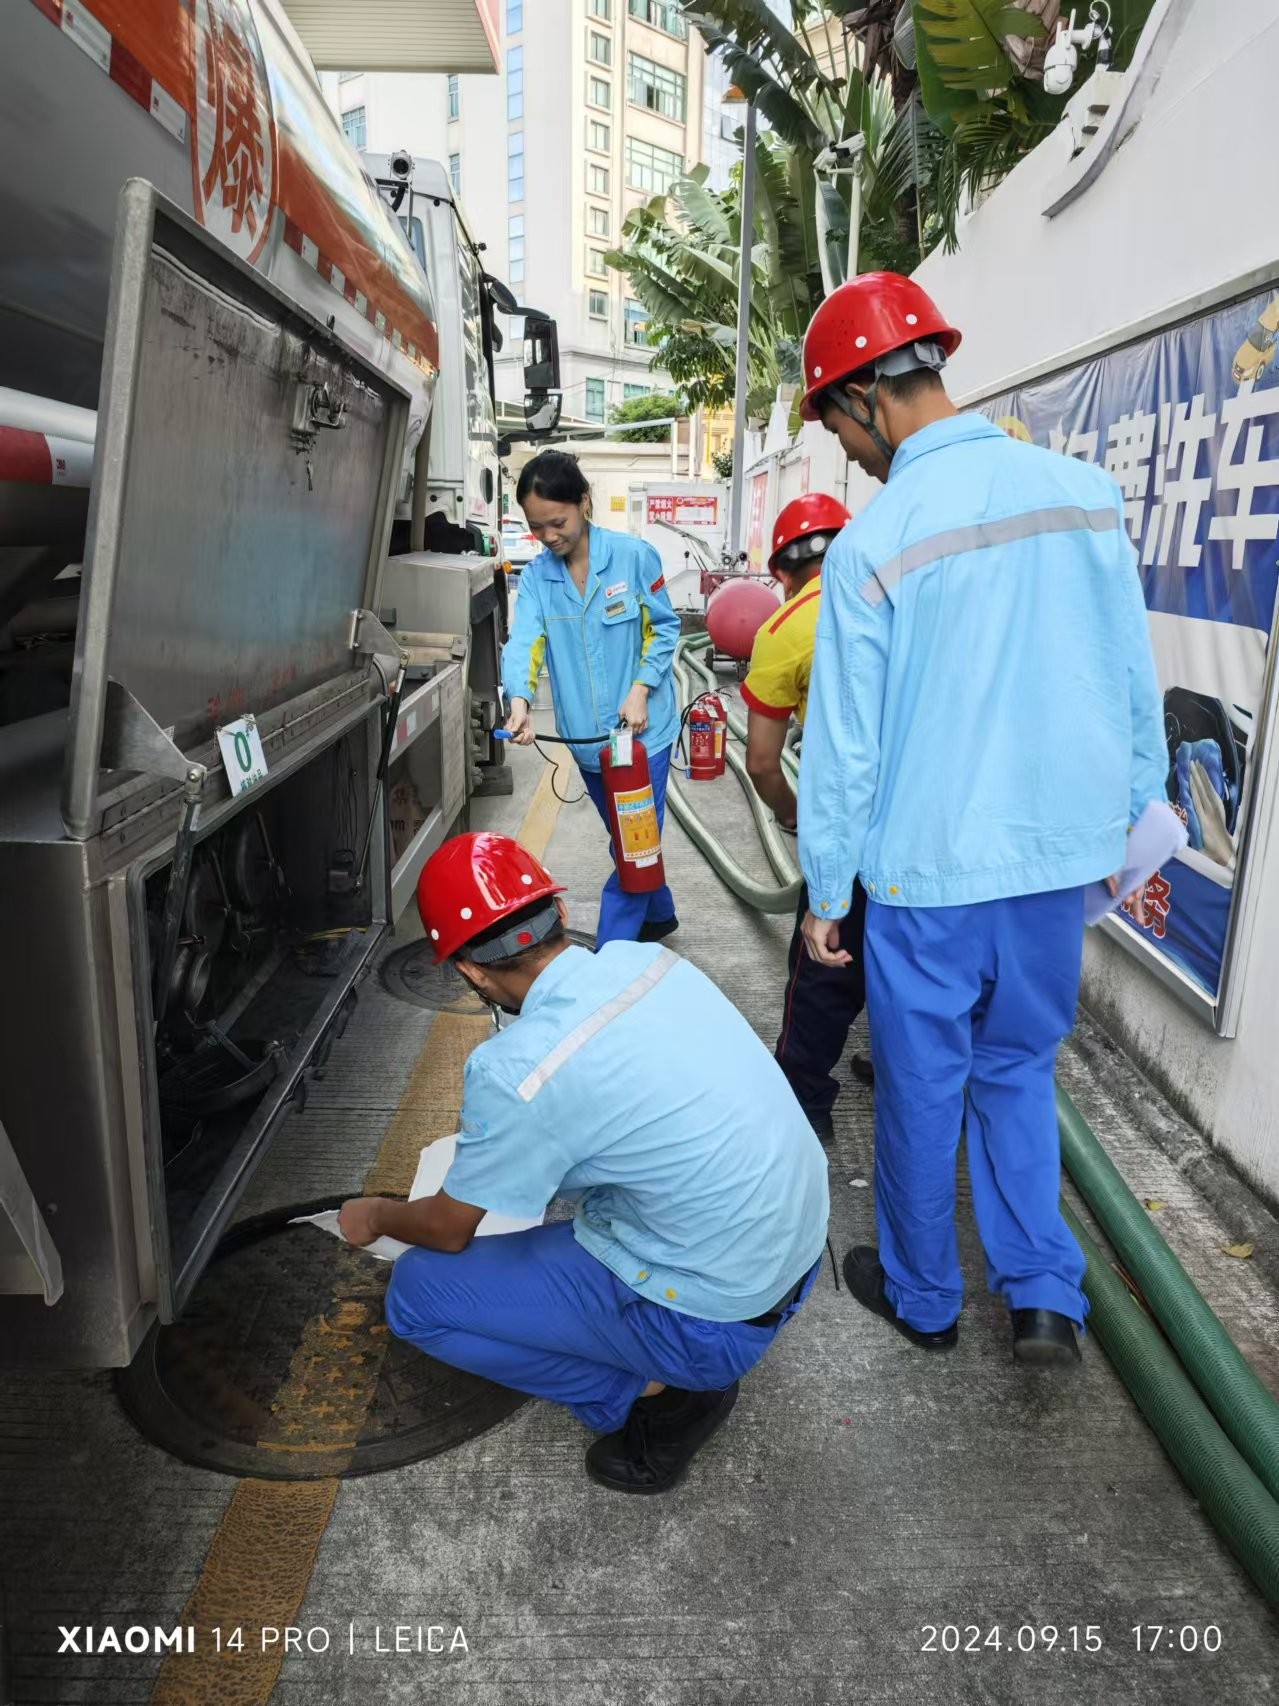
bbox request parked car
[501,519,539,575]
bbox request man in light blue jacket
[796,274,1166,1366]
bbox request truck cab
[363,150,562,557]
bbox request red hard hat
[768,493,851,574]
[800,274,961,421]
[417,832,565,962]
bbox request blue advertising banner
[982,285,1279,1002]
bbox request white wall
[907,0,1279,1197]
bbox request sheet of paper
[289,1134,543,1261]
[1084,801,1189,925]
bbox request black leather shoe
[1011,1308,1081,1367]
[842,1246,958,1351]
[849,1054,875,1086]
[806,1108,835,1149]
[585,1382,739,1494]
[638,916,679,943]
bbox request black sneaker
[638,916,679,943]
[807,1108,835,1149]
[1011,1309,1081,1368]
[849,1054,875,1086]
[585,1382,739,1494]
[841,1246,959,1351]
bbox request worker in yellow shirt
[743,494,872,1148]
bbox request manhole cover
[380,930,596,1011]
[115,1201,529,1479]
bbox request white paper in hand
[1084,801,1188,925]
[289,1134,543,1260]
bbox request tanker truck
[0,0,561,1367]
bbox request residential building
[321,0,715,426]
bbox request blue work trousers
[385,1220,816,1433]
[863,889,1088,1334]
[580,743,676,946]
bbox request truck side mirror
[523,314,560,394]
[524,392,563,435]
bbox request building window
[624,382,653,399]
[585,378,606,422]
[588,162,611,194]
[508,129,525,202]
[447,75,459,120]
[508,214,525,286]
[341,105,367,149]
[585,246,608,277]
[628,52,686,122]
[449,152,461,196]
[506,45,523,122]
[588,118,611,153]
[626,136,683,194]
[588,289,609,319]
[588,75,611,110]
[588,205,610,237]
[590,0,612,16]
[507,0,523,35]
[588,30,612,65]
[628,0,686,37]
[625,300,649,346]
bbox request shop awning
[280,0,500,73]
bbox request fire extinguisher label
[614,785,661,866]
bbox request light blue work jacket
[800,414,1168,917]
[444,944,830,1321]
[502,525,680,771]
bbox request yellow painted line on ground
[519,743,577,865]
[152,757,564,1705]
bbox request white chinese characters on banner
[1144,396,1216,569]
[1050,386,1279,573]
[1103,410,1157,540]
[1208,384,1279,570]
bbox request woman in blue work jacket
[502,451,682,946]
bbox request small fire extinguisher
[599,731,667,896]
[686,693,728,782]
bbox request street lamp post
[725,91,756,565]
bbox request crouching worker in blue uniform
[338,832,829,1494]
[796,274,1167,1367]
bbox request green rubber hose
[668,647,801,912]
[1064,1204,1279,1605]
[1058,1086,1279,1504]
[673,650,799,888]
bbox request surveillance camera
[815,134,867,173]
[1043,30,1079,96]
[389,150,412,180]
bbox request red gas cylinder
[598,737,667,895]
[705,577,781,662]
[688,693,728,781]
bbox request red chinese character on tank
[191,0,276,266]
[1123,871,1172,940]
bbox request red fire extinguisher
[687,693,728,782]
[599,733,667,896]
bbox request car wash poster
[982,284,1279,1004]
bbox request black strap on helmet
[460,898,561,965]
[823,338,948,465]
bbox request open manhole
[116,1201,529,1479]
[380,929,596,1012]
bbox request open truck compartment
[0,182,417,1366]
